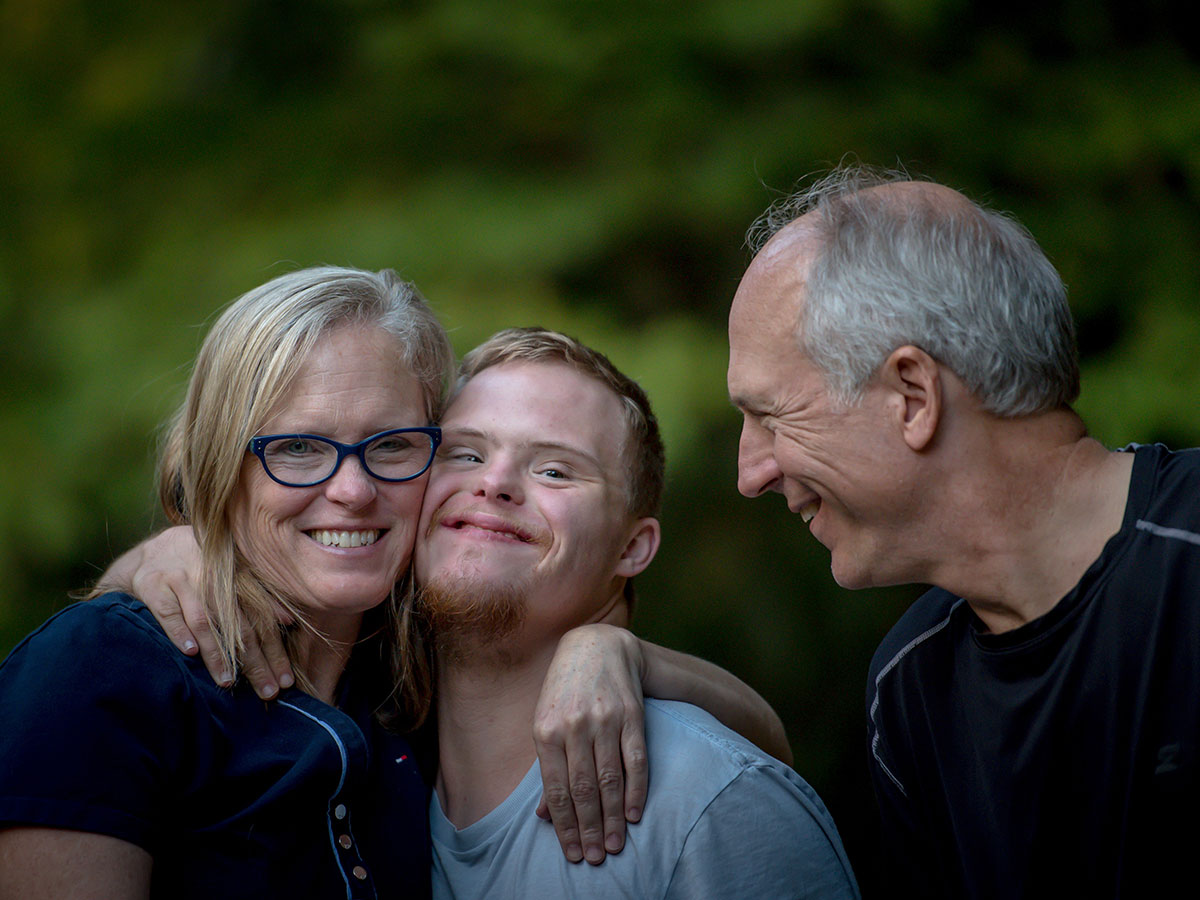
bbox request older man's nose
[736,420,783,498]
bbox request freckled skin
[415,361,650,647]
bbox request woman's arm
[94,526,294,698]
[0,828,152,900]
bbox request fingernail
[279,673,294,689]
[606,834,622,853]
[182,639,197,653]
[218,671,233,687]
[567,844,583,863]
[259,684,278,700]
[585,846,604,864]
[627,807,641,822]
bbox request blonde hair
[158,266,453,705]
[456,327,665,519]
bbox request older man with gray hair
[727,165,1200,899]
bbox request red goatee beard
[415,573,530,666]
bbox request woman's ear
[880,345,942,451]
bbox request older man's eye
[539,467,567,479]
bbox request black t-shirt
[867,444,1200,900]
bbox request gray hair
[747,165,1080,416]
[159,265,454,695]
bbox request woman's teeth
[308,529,380,548]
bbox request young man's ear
[881,345,942,452]
[615,518,661,578]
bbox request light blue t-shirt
[430,699,860,899]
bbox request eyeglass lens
[261,432,434,485]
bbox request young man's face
[414,360,649,648]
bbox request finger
[593,728,627,854]
[238,628,280,700]
[260,625,295,691]
[137,580,201,657]
[180,595,231,687]
[535,740,584,863]
[564,733,605,865]
[621,721,648,824]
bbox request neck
[922,409,1133,632]
[290,614,362,705]
[433,641,557,829]
[427,579,630,828]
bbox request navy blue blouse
[0,592,430,899]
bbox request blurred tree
[2,0,1199,890]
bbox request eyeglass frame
[246,426,443,488]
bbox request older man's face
[414,360,638,645]
[727,225,914,590]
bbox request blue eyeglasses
[247,427,442,487]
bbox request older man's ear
[881,344,943,452]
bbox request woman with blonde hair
[0,266,452,898]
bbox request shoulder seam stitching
[1135,518,1200,547]
[867,598,965,797]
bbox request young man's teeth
[310,530,379,548]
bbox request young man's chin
[416,572,531,661]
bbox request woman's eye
[373,437,412,452]
[284,440,315,456]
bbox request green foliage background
[3,0,1199,887]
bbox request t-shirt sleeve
[0,597,196,851]
[663,763,861,900]
[868,743,947,897]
